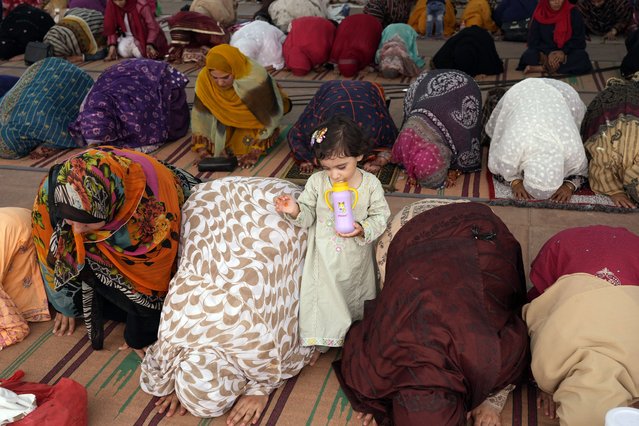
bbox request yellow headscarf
[193,44,287,156]
[194,45,263,130]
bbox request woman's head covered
[311,115,371,161]
[205,44,250,79]
[522,154,565,199]
[392,116,451,188]
[54,156,121,224]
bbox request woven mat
[0,320,560,426]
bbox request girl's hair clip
[311,127,328,146]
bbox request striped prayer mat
[0,320,560,426]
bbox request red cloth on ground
[283,17,336,76]
[532,0,574,48]
[0,370,88,426]
[334,203,529,425]
[330,14,382,77]
[528,225,639,300]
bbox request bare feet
[156,392,187,417]
[29,145,62,159]
[523,65,544,74]
[238,149,262,169]
[467,400,502,425]
[354,411,377,426]
[309,349,321,366]
[226,395,268,426]
[537,389,557,419]
[299,161,314,174]
[119,342,147,359]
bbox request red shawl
[283,17,336,76]
[532,0,574,49]
[334,203,529,424]
[329,14,382,77]
[104,0,148,51]
[529,225,639,300]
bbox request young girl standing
[275,115,390,363]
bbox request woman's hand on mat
[547,51,565,73]
[537,389,558,419]
[238,149,262,169]
[604,28,617,41]
[146,45,159,59]
[446,170,463,188]
[275,195,299,218]
[550,182,575,203]
[52,312,76,336]
[105,46,118,61]
[467,400,502,425]
[156,392,187,417]
[299,161,315,174]
[226,394,268,426]
[510,180,532,200]
[610,193,637,209]
[354,411,377,426]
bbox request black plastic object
[197,156,238,172]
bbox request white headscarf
[486,78,588,199]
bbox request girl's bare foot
[29,145,62,159]
[226,395,268,426]
[238,149,262,169]
[354,411,377,426]
[309,349,321,366]
[537,389,557,419]
[467,399,502,425]
[299,161,314,174]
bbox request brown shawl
[334,202,529,425]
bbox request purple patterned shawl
[69,59,189,151]
[401,69,482,172]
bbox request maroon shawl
[334,202,529,425]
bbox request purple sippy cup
[324,181,359,234]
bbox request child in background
[104,0,168,60]
[275,115,390,365]
[426,0,446,39]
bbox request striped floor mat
[0,320,560,426]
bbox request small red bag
[0,370,88,426]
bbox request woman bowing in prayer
[392,69,483,188]
[486,78,588,202]
[335,202,529,426]
[104,0,168,60]
[524,226,639,424]
[139,177,314,424]
[517,0,592,75]
[191,44,290,168]
[32,147,199,352]
[581,76,639,208]
[287,80,398,174]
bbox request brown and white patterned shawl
[140,177,314,417]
